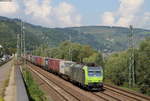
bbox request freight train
[26,55,103,90]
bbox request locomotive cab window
[88,67,101,77]
[88,70,101,77]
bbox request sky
[0,0,150,29]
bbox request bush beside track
[22,67,47,101]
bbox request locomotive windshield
[88,67,102,77]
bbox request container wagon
[26,55,103,91]
[48,58,61,73]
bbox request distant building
[0,45,2,48]
[106,37,114,42]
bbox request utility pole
[23,22,26,57]
[21,20,27,82]
[20,20,23,57]
[128,25,135,87]
[17,34,20,60]
[69,34,72,61]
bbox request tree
[136,38,150,95]
[83,52,103,66]
[32,41,104,66]
[104,37,150,95]
[105,52,129,85]
[78,45,93,63]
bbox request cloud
[118,0,144,15]
[101,12,115,26]
[22,0,53,26]
[0,0,81,27]
[101,0,145,27]
[0,0,18,16]
[24,0,52,18]
[53,2,81,27]
[23,0,81,27]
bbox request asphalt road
[0,60,12,95]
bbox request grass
[120,83,140,92]
[0,97,4,101]
[2,79,9,96]
[22,67,47,101]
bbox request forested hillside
[0,16,150,54]
[69,26,150,51]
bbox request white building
[0,45,2,48]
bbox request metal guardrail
[0,58,12,66]
[16,66,29,101]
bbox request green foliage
[0,97,4,101]
[105,52,129,85]
[136,38,150,95]
[0,16,150,55]
[83,52,103,66]
[24,70,47,101]
[0,18,20,55]
[70,26,150,51]
[33,41,103,66]
[0,48,3,58]
[104,38,150,95]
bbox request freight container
[41,57,45,67]
[31,56,37,64]
[37,56,44,66]
[48,59,61,73]
[33,56,39,65]
[59,60,75,75]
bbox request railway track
[27,63,107,101]
[104,84,150,101]
[26,62,150,101]
[92,92,121,101]
[29,68,69,101]
[29,65,80,101]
